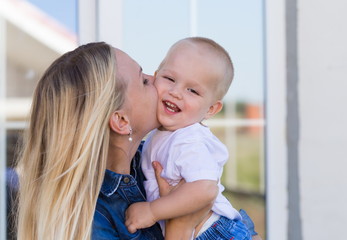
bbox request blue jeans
[196,216,251,240]
[239,209,258,236]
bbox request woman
[16,42,214,240]
[15,42,259,240]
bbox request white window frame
[264,0,288,239]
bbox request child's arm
[125,179,218,233]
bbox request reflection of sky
[27,0,77,33]
[27,0,264,103]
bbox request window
[88,0,266,236]
[1,0,266,238]
[0,1,77,238]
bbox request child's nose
[169,87,182,100]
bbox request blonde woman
[16,42,212,240]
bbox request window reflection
[6,130,21,240]
[1,0,78,239]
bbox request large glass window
[1,0,265,238]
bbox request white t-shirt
[141,123,241,221]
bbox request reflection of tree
[216,101,263,120]
[236,101,247,117]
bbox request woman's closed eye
[164,76,175,82]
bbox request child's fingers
[125,212,137,233]
[126,223,137,234]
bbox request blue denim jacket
[92,146,164,240]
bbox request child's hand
[125,202,157,233]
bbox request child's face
[155,43,222,131]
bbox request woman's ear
[205,100,223,120]
[109,111,131,135]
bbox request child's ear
[109,111,131,135]
[205,100,223,120]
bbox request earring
[128,128,133,142]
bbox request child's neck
[157,122,201,132]
[157,126,171,131]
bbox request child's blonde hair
[16,42,126,240]
[158,37,234,100]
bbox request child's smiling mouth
[163,100,181,113]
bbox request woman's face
[115,49,159,137]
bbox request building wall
[298,0,347,239]
[266,0,347,239]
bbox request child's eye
[188,88,199,95]
[143,78,149,85]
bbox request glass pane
[5,0,78,120]
[209,124,265,238]
[121,1,266,237]
[123,0,190,74]
[6,130,21,168]
[235,129,264,191]
[198,0,265,104]
[196,1,265,236]
[26,0,77,34]
[2,0,266,238]
[6,130,21,240]
[1,0,78,238]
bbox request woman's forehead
[115,49,141,79]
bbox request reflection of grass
[236,132,262,191]
[224,190,266,239]
[210,126,266,238]
[211,126,263,192]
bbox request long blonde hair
[16,42,126,240]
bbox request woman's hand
[125,161,184,234]
[165,203,213,240]
[153,161,215,240]
[152,161,184,197]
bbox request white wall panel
[298,0,347,239]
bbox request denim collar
[100,170,124,197]
[100,147,142,197]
